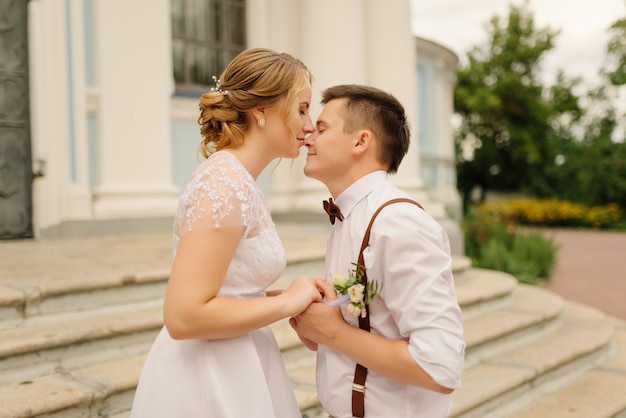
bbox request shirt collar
[334,171,387,219]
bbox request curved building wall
[416,36,462,223]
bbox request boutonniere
[328,263,381,318]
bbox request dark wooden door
[0,0,34,239]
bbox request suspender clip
[352,383,366,393]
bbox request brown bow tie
[323,198,344,225]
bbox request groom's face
[303,99,356,188]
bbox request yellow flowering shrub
[478,199,623,229]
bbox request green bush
[464,207,559,285]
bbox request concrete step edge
[452,301,619,418]
[0,304,305,385]
[456,268,518,320]
[0,265,517,372]
[0,247,469,313]
[0,324,318,418]
[508,370,626,418]
[2,304,618,418]
[508,322,626,418]
[0,305,164,360]
[0,267,547,383]
[0,251,328,328]
[463,284,565,366]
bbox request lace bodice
[172,151,286,298]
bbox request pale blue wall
[87,114,98,186]
[418,54,439,188]
[83,0,96,86]
[417,55,438,157]
[171,119,203,193]
[170,118,273,197]
[84,0,97,187]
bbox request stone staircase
[0,225,624,418]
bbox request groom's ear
[352,130,373,157]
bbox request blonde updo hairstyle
[198,48,312,158]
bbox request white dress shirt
[317,171,465,418]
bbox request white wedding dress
[130,151,301,418]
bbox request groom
[290,84,465,417]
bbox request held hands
[281,276,323,317]
[289,279,348,349]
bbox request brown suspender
[351,198,423,418]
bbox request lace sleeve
[174,152,257,237]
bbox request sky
[411,0,626,87]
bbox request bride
[130,48,321,418]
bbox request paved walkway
[542,228,626,321]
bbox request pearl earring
[258,118,266,128]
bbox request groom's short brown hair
[321,84,410,174]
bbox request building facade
[0,0,462,252]
[416,36,462,223]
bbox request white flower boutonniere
[329,263,381,318]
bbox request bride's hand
[282,276,323,316]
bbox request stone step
[463,284,565,367]
[0,265,515,388]
[0,256,328,386]
[0,262,487,378]
[0,302,163,386]
[0,223,331,331]
[0,263,503,418]
[1,235,595,418]
[0,232,174,331]
[0,273,620,417]
[506,319,626,418]
[455,268,518,320]
[0,320,317,418]
[2,225,622,417]
[0,229,469,332]
[277,298,622,418]
[451,302,618,418]
[0,256,326,332]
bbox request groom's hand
[289,278,334,351]
[290,287,347,347]
[289,317,318,351]
[314,279,337,302]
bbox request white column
[246,0,271,48]
[248,0,306,210]
[29,0,71,232]
[436,55,463,223]
[363,1,462,253]
[65,0,92,218]
[363,0,431,201]
[270,0,371,212]
[92,0,178,218]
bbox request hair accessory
[210,75,229,96]
[258,118,266,128]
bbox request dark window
[171,0,246,95]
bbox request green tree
[545,5,626,209]
[454,2,566,209]
[605,11,626,86]
[547,85,626,208]
[454,1,626,213]
[526,71,584,198]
